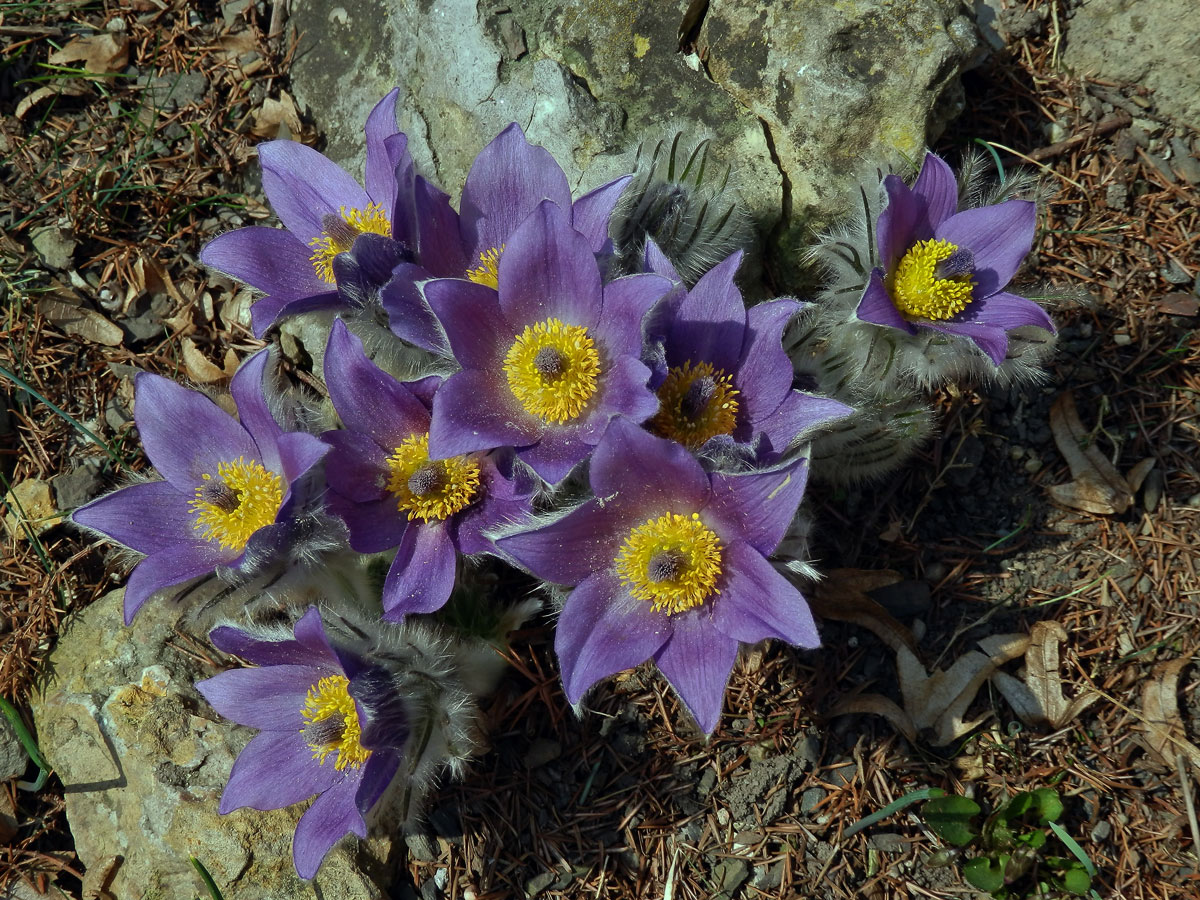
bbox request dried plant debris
[988,621,1099,730]
[1048,390,1155,514]
[1140,658,1200,768]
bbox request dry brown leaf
[1141,658,1200,768]
[1157,292,1200,317]
[829,695,917,743]
[987,621,1098,729]
[809,569,917,654]
[181,338,228,384]
[47,33,129,73]
[38,297,123,346]
[222,348,240,379]
[251,91,303,139]
[15,82,91,120]
[1048,390,1135,514]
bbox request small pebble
[1024,456,1043,474]
[1113,333,1132,346]
[1091,821,1112,842]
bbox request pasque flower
[496,418,819,733]
[423,200,670,484]
[71,350,328,623]
[856,151,1054,366]
[200,88,432,337]
[321,319,537,619]
[644,246,851,460]
[196,607,410,879]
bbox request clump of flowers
[68,90,1059,880]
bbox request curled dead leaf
[38,297,123,347]
[986,621,1098,729]
[15,81,91,120]
[47,33,130,73]
[181,338,229,384]
[1141,658,1200,768]
[1048,390,1135,514]
[809,569,917,654]
[251,90,303,139]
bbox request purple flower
[644,246,851,460]
[321,319,536,620]
[382,122,632,353]
[71,351,328,624]
[423,200,670,484]
[200,88,432,337]
[495,418,819,734]
[856,152,1054,365]
[196,607,408,880]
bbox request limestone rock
[31,589,393,899]
[287,0,977,288]
[1063,0,1200,130]
[0,715,29,782]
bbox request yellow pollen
[466,245,505,289]
[190,457,284,552]
[503,317,602,423]
[649,360,740,449]
[300,675,371,771]
[889,239,974,321]
[384,434,481,522]
[307,202,392,283]
[615,512,723,615]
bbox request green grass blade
[0,364,123,465]
[190,857,226,900]
[0,696,52,791]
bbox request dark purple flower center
[198,480,242,512]
[321,213,360,248]
[647,550,685,583]
[679,375,717,421]
[934,247,975,279]
[302,714,346,748]
[532,346,568,379]
[407,463,446,497]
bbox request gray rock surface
[1063,0,1200,130]
[0,715,29,781]
[288,0,978,287]
[31,589,394,899]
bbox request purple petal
[555,572,671,704]
[965,288,1055,333]
[123,543,227,624]
[324,319,431,445]
[876,174,921,269]
[459,123,572,255]
[710,541,820,647]
[381,521,457,619]
[276,432,329,486]
[856,270,917,333]
[259,141,370,246]
[71,481,195,554]
[666,252,747,373]
[926,319,1009,366]
[935,200,1036,298]
[379,264,451,355]
[497,498,637,586]
[911,153,959,230]
[413,177,469,277]
[571,175,632,253]
[428,369,539,460]
[207,625,322,667]
[517,422,595,485]
[423,278,510,370]
[326,492,408,554]
[452,454,536,556]
[216,730,339,814]
[592,273,672,359]
[134,374,259,491]
[248,289,343,339]
[200,227,327,301]
[291,606,342,665]
[589,417,709,512]
[230,349,282,473]
[353,750,401,814]
[652,612,738,734]
[734,298,801,426]
[363,88,404,208]
[584,355,659,434]
[644,239,681,281]
[752,391,854,458]
[292,774,366,880]
[497,200,602,331]
[322,430,390,502]
[196,664,320,729]
[705,457,808,555]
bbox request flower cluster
[70,90,1056,878]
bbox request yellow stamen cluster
[308,202,392,283]
[615,512,724,614]
[300,674,371,771]
[649,360,740,449]
[190,457,284,551]
[466,245,505,289]
[503,317,602,423]
[889,239,974,321]
[385,434,481,522]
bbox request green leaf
[1062,866,1092,895]
[964,856,1006,894]
[1031,788,1064,825]
[923,795,981,846]
[1002,791,1034,821]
